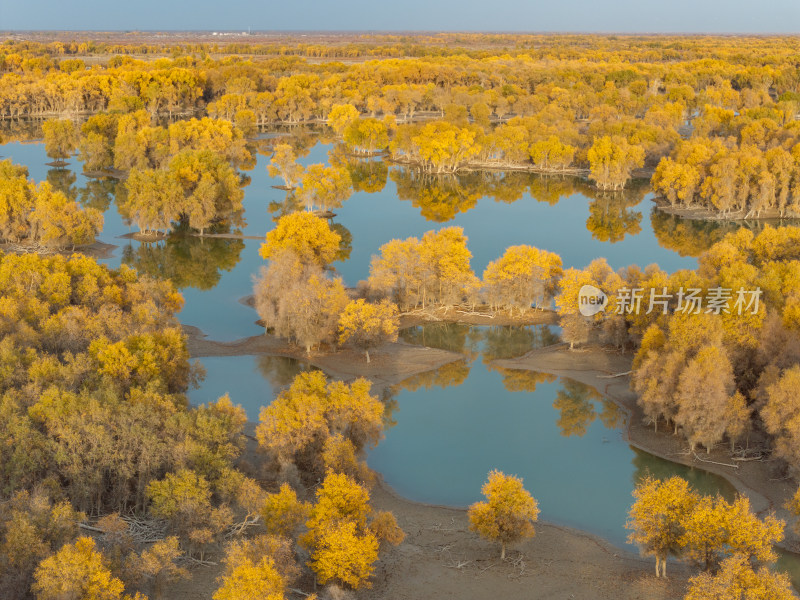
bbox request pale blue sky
[1,0,798,33]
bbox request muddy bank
[183,324,465,389]
[654,199,796,222]
[239,293,560,329]
[0,240,117,260]
[363,476,691,600]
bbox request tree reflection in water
[397,324,623,438]
[256,355,316,389]
[392,359,472,392]
[553,378,603,437]
[391,169,482,222]
[399,323,481,358]
[491,368,557,393]
[328,144,389,194]
[79,177,116,212]
[46,167,78,201]
[583,181,647,243]
[630,447,736,500]
[122,234,245,290]
[650,209,734,257]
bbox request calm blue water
[187,354,315,414]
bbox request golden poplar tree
[213,557,287,600]
[259,212,341,266]
[32,537,126,600]
[260,483,311,538]
[267,143,304,189]
[338,298,399,362]
[626,476,699,578]
[587,135,645,190]
[302,472,382,589]
[42,119,78,164]
[468,470,540,559]
[685,554,794,600]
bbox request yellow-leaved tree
[302,472,381,589]
[253,249,349,355]
[259,212,341,266]
[215,535,299,600]
[628,476,784,576]
[322,434,375,486]
[327,104,360,136]
[762,365,800,471]
[468,470,540,559]
[213,557,287,600]
[626,476,699,578]
[482,244,563,314]
[42,119,78,164]
[685,554,795,600]
[409,121,482,173]
[367,237,425,309]
[146,469,234,560]
[0,160,103,248]
[554,258,624,349]
[297,164,352,212]
[32,537,128,600]
[419,226,479,308]
[126,536,187,600]
[587,135,645,191]
[338,298,399,362]
[267,143,304,189]
[343,118,389,154]
[529,136,576,171]
[256,371,384,468]
[260,483,311,538]
[680,494,783,571]
[308,520,380,590]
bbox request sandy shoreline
[363,473,692,600]
[183,324,466,389]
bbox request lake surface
[0,135,746,341]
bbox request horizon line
[3,29,800,36]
